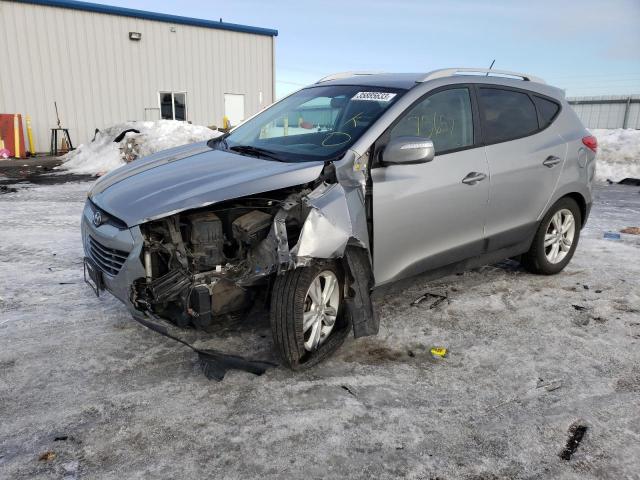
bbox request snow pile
[592,128,640,183]
[58,121,221,175]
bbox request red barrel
[0,114,26,158]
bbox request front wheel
[522,197,582,275]
[270,262,349,370]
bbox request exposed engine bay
[132,187,308,328]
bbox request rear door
[371,86,489,285]
[478,86,566,251]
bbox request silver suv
[82,68,597,371]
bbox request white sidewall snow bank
[58,121,221,175]
[592,128,640,183]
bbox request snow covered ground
[592,129,640,183]
[57,121,221,175]
[0,178,639,479]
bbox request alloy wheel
[303,270,340,351]
[544,208,575,264]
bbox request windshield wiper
[229,145,284,162]
[207,132,230,149]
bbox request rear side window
[533,95,560,129]
[478,88,538,144]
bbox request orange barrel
[0,114,26,158]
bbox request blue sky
[101,0,640,98]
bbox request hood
[89,142,324,226]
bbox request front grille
[88,199,128,229]
[89,237,129,276]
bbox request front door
[371,86,489,285]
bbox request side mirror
[383,136,435,165]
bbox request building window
[159,92,187,121]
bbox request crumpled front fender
[291,177,369,264]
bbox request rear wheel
[270,262,349,370]
[522,197,582,275]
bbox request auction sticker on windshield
[352,92,397,102]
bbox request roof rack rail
[316,71,384,84]
[419,68,545,84]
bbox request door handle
[462,172,487,185]
[543,155,561,168]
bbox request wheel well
[562,193,587,228]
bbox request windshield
[221,85,406,162]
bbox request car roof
[315,73,427,89]
[313,71,565,100]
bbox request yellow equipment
[26,115,36,155]
[13,114,21,158]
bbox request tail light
[582,135,597,152]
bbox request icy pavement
[0,182,639,479]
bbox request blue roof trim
[13,0,278,36]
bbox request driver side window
[389,88,474,154]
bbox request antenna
[486,59,495,76]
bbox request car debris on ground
[429,346,448,358]
[134,312,276,381]
[410,292,450,308]
[559,420,588,460]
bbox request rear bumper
[81,200,145,314]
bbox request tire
[270,261,350,370]
[522,197,582,275]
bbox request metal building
[0,0,277,152]
[568,95,640,130]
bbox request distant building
[568,95,640,129]
[0,0,277,152]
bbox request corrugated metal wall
[568,95,640,130]
[0,0,275,151]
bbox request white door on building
[224,94,245,127]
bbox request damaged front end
[130,188,302,327]
[128,160,379,339]
[80,81,415,373]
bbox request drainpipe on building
[622,97,631,129]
